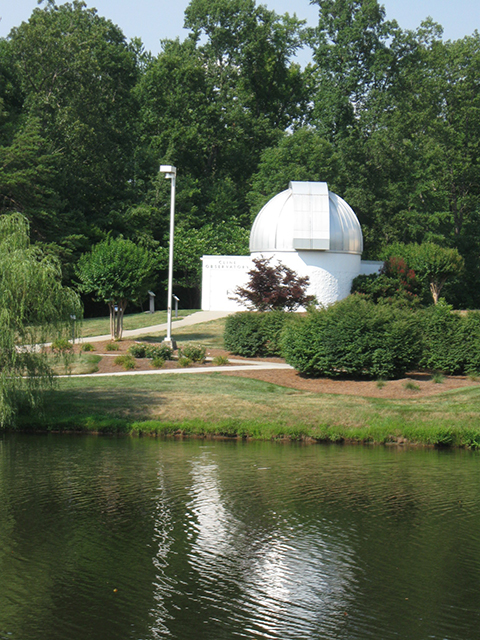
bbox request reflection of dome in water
[250,181,363,255]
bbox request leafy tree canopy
[382,242,465,304]
[8,0,139,242]
[75,236,155,338]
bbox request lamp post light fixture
[159,165,177,349]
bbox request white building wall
[201,256,252,312]
[360,260,384,275]
[201,254,383,312]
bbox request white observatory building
[201,181,381,311]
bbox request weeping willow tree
[0,213,81,428]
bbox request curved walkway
[79,310,232,343]
[68,310,294,378]
[65,361,293,379]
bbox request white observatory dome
[250,181,363,254]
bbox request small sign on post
[148,291,156,314]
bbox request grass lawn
[32,371,480,447]
[139,317,228,348]
[79,309,200,338]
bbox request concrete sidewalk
[63,360,293,378]
[79,310,232,343]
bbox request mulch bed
[222,368,480,399]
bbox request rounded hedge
[281,296,422,379]
[224,311,289,357]
[418,302,466,374]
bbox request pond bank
[28,421,480,449]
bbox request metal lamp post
[159,165,177,349]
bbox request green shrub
[212,355,229,365]
[462,311,480,374]
[114,354,135,370]
[145,344,173,360]
[51,338,73,354]
[261,311,289,356]
[178,356,192,367]
[419,302,466,374]
[224,311,290,357]
[81,342,95,352]
[224,312,264,357]
[351,256,422,306]
[282,296,422,379]
[128,343,147,358]
[403,380,420,391]
[106,342,119,351]
[151,356,165,368]
[178,344,206,363]
[127,343,174,360]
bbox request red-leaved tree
[232,257,315,311]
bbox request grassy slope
[19,315,480,447]
[29,373,480,447]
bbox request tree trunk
[116,300,128,340]
[430,278,446,305]
[108,302,115,339]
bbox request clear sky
[1,0,479,62]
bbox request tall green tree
[0,213,80,428]
[7,1,139,247]
[247,127,340,218]
[308,0,399,139]
[136,0,307,230]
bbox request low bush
[128,343,146,358]
[261,311,290,356]
[51,338,73,354]
[145,344,173,360]
[81,343,95,352]
[106,342,120,351]
[212,355,229,366]
[282,296,422,379]
[178,356,192,367]
[128,343,174,360]
[225,298,480,378]
[351,256,422,306]
[113,355,135,370]
[178,344,206,363]
[224,311,290,357]
[151,356,165,368]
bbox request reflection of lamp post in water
[159,165,177,349]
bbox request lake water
[1,434,480,640]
